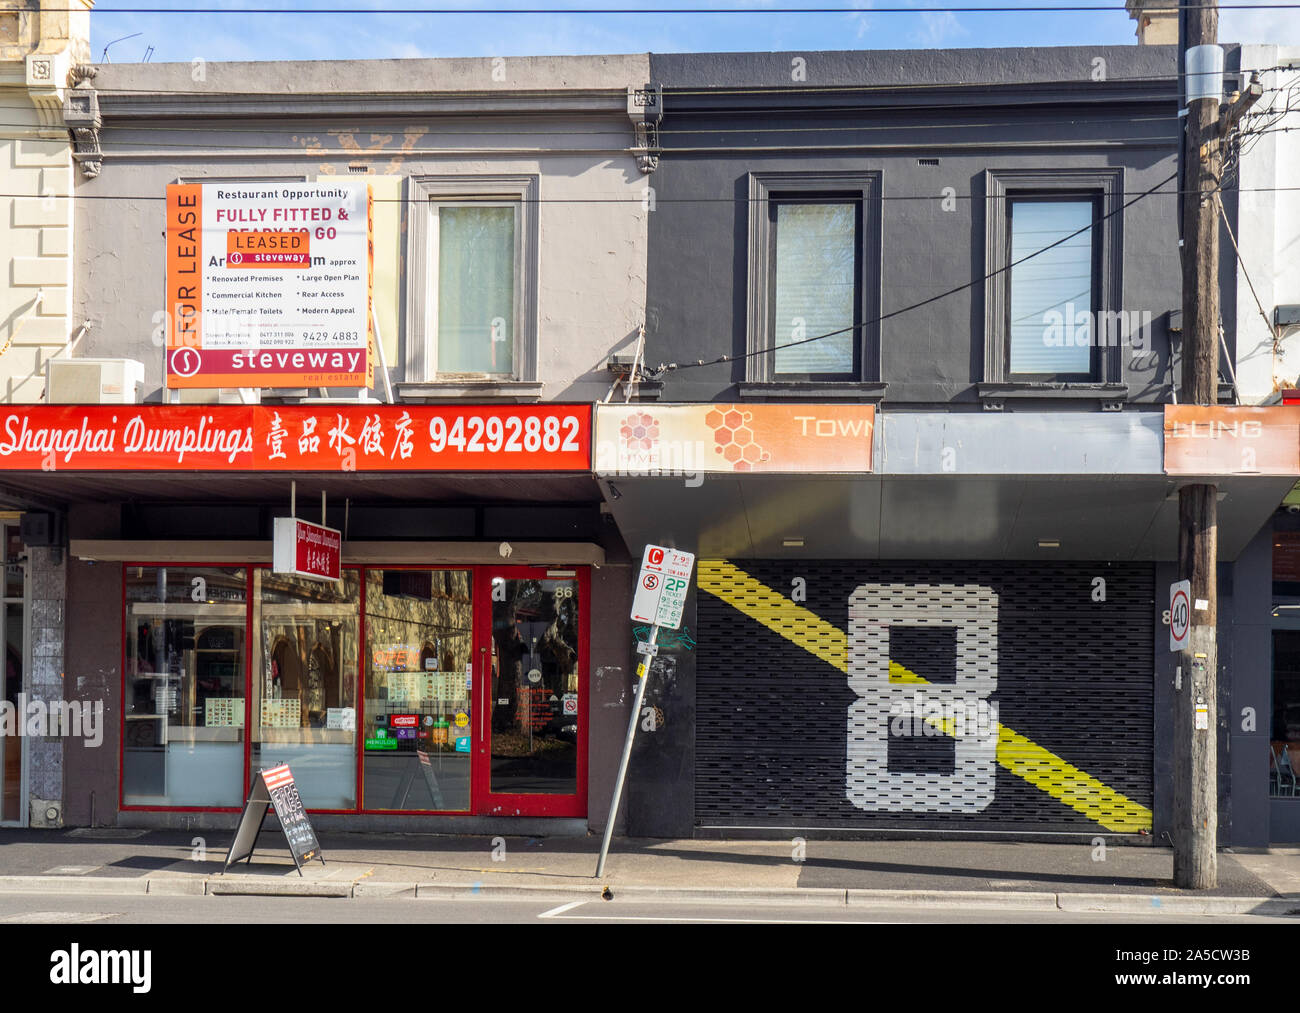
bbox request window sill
[977,382,1129,410]
[736,381,887,401]
[395,380,544,403]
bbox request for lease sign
[165,182,373,389]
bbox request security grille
[695,561,1154,833]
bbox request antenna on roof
[100,32,142,64]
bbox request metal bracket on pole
[595,624,659,878]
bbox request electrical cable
[648,170,1178,376]
[5,182,1298,204]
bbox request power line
[63,3,1300,12]
[5,183,1299,204]
[650,170,1179,376]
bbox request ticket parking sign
[630,544,695,630]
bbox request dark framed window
[767,195,863,380]
[1005,193,1103,381]
[981,168,1124,386]
[746,171,882,384]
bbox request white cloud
[911,11,970,46]
[388,42,431,59]
[1222,0,1300,45]
[844,0,874,42]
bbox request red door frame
[471,565,590,818]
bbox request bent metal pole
[595,624,659,879]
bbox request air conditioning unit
[44,358,144,405]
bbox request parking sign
[631,544,696,629]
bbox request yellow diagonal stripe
[697,559,1152,833]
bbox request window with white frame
[405,176,538,385]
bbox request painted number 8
[846,583,999,814]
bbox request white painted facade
[1233,44,1300,404]
[0,0,88,403]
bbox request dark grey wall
[1229,525,1272,846]
[646,47,1182,406]
[63,556,121,826]
[627,583,696,837]
[588,561,636,834]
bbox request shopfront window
[1272,630,1300,798]
[124,567,247,807]
[253,570,359,810]
[490,575,580,796]
[363,570,473,811]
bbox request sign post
[222,764,323,876]
[595,544,694,879]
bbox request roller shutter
[695,560,1154,834]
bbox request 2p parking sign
[630,543,695,630]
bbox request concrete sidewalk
[0,829,1297,915]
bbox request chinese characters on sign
[0,405,593,472]
[272,517,341,583]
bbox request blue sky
[88,0,1300,64]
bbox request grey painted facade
[617,46,1288,846]
[644,47,1186,409]
[75,55,650,403]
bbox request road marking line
[546,913,893,924]
[697,559,1153,833]
[538,900,587,918]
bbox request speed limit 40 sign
[1169,579,1191,652]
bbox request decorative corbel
[25,51,70,131]
[627,83,662,175]
[63,64,101,179]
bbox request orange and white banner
[595,403,874,475]
[165,182,373,389]
[1163,405,1300,476]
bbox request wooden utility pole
[1174,0,1221,891]
[1173,0,1262,891]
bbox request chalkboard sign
[222,764,324,877]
